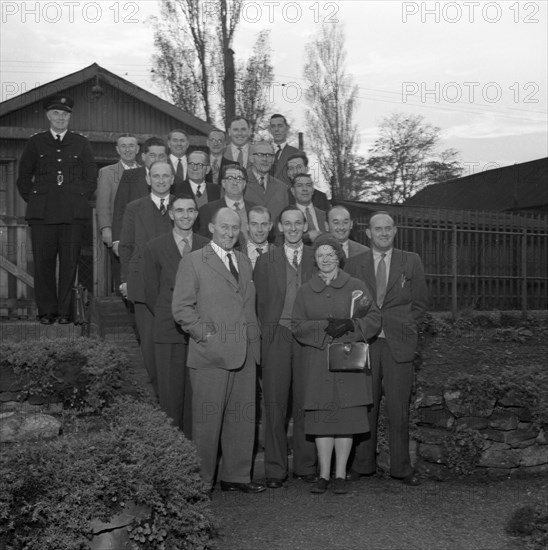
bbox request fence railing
[351,206,548,315]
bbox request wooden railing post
[521,228,527,318]
[451,224,458,320]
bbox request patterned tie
[275,144,282,161]
[227,252,239,282]
[212,158,219,183]
[181,237,191,256]
[159,198,166,215]
[260,176,266,190]
[176,158,183,179]
[233,201,240,211]
[376,253,387,307]
[195,185,202,198]
[237,147,244,166]
[292,249,299,270]
[256,247,263,256]
[305,207,317,231]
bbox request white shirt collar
[150,194,169,209]
[50,129,68,141]
[225,197,244,210]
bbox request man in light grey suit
[245,141,289,223]
[220,116,252,172]
[96,134,139,290]
[172,207,265,494]
[325,205,369,258]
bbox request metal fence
[348,204,548,314]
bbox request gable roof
[0,62,217,136]
[405,158,548,212]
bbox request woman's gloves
[325,318,355,338]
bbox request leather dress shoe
[401,473,421,486]
[265,478,285,489]
[292,473,318,483]
[220,481,267,493]
[57,316,71,324]
[346,469,376,481]
[39,314,56,325]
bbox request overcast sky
[1,0,547,178]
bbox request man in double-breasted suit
[345,211,428,486]
[119,161,174,394]
[325,205,369,258]
[172,207,265,494]
[16,94,97,324]
[143,195,209,436]
[254,205,318,488]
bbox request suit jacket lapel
[273,246,287,298]
[361,250,376,299]
[386,248,403,295]
[204,244,240,290]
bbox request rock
[455,417,489,430]
[505,429,539,448]
[478,443,520,469]
[519,463,548,474]
[0,411,61,442]
[504,406,533,422]
[444,390,495,418]
[536,429,547,445]
[480,428,505,442]
[409,439,418,467]
[0,392,20,403]
[520,445,548,467]
[498,390,525,407]
[418,406,455,429]
[414,427,449,445]
[419,443,445,464]
[415,391,443,408]
[488,411,519,431]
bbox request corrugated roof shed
[405,158,548,212]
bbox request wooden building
[0,63,217,318]
[405,158,548,213]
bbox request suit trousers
[134,302,158,395]
[155,342,192,439]
[262,325,316,479]
[350,338,414,478]
[189,350,256,486]
[30,223,84,317]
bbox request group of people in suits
[18,97,428,496]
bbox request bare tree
[360,113,463,204]
[235,30,274,138]
[150,0,241,126]
[304,23,359,200]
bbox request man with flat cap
[16,95,97,324]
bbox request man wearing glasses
[198,164,256,241]
[244,141,289,224]
[177,150,220,209]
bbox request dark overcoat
[292,270,381,411]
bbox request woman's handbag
[327,342,369,372]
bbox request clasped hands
[324,318,355,339]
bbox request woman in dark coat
[292,234,381,494]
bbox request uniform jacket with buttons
[16,130,97,224]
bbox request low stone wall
[414,389,548,478]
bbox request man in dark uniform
[16,95,97,324]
